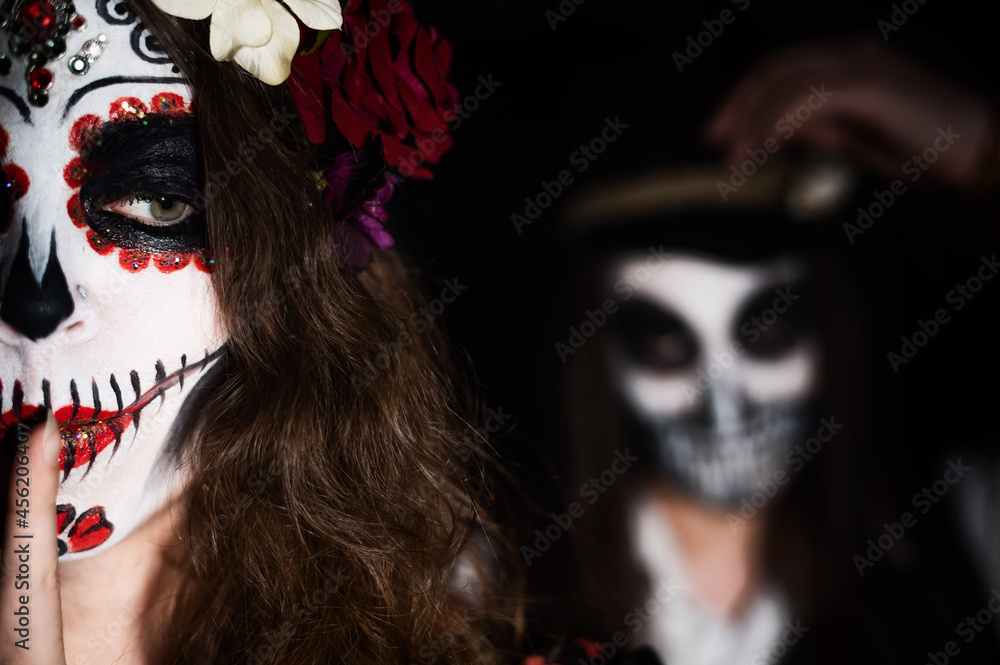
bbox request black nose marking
[1,224,75,341]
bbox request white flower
[151,0,343,85]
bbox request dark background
[390,0,1000,656]
[396,0,998,475]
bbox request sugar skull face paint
[0,2,227,558]
[609,253,820,507]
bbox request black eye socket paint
[616,300,701,372]
[80,114,205,254]
[734,280,812,358]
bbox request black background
[396,0,998,484]
[393,1,1000,657]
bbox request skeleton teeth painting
[0,0,227,558]
[609,253,819,506]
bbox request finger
[794,121,905,180]
[0,412,66,663]
[729,68,849,155]
[705,43,846,144]
[705,38,873,149]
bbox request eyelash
[70,113,204,253]
[123,193,155,205]
[82,188,204,253]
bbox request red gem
[29,67,52,91]
[19,0,57,42]
[72,15,86,30]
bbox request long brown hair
[128,2,521,662]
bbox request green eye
[150,196,188,222]
[101,194,194,227]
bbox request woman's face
[0,2,226,558]
[608,252,820,506]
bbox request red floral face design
[57,504,114,556]
[66,92,215,275]
[0,125,30,235]
[1,8,228,562]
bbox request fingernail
[43,410,62,469]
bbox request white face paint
[609,253,820,506]
[0,1,226,558]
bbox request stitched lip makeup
[0,5,228,559]
[0,347,223,480]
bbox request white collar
[627,494,791,665]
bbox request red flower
[289,0,458,179]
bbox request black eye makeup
[616,299,700,372]
[734,280,812,358]
[79,114,204,254]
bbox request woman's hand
[0,413,67,664]
[704,39,993,191]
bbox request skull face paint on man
[609,253,820,507]
[0,1,226,558]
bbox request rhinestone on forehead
[66,31,105,74]
[0,0,89,107]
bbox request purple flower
[324,145,398,271]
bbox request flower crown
[152,0,458,270]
